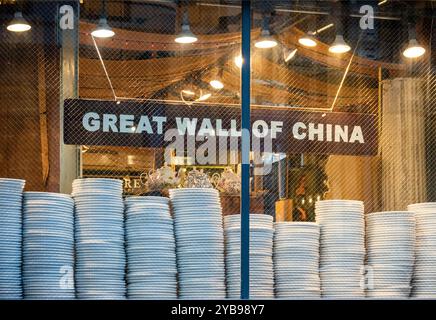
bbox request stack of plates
[224,214,274,299]
[72,178,126,299]
[315,200,365,298]
[0,178,25,299]
[125,196,177,299]
[273,222,320,299]
[408,203,436,298]
[366,211,415,298]
[22,192,75,299]
[169,188,226,299]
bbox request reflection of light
[234,55,243,68]
[298,33,317,47]
[315,23,334,34]
[127,155,135,165]
[317,195,321,201]
[197,92,212,101]
[403,39,426,59]
[116,100,121,105]
[301,198,305,205]
[181,89,195,96]
[210,79,224,90]
[309,197,313,204]
[378,0,388,5]
[91,18,115,38]
[7,12,31,32]
[131,126,136,132]
[322,113,326,117]
[329,35,351,54]
[283,48,297,62]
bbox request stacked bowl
[0,178,25,299]
[72,178,126,299]
[315,200,365,298]
[169,188,226,299]
[365,211,415,298]
[224,214,274,299]
[408,203,436,298]
[22,192,75,299]
[125,196,177,299]
[273,222,320,298]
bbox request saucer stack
[315,200,365,298]
[274,222,320,298]
[72,178,126,299]
[224,214,274,299]
[22,192,75,299]
[125,196,177,299]
[408,203,436,298]
[366,211,415,298]
[0,178,25,299]
[169,188,226,299]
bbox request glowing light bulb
[403,39,425,59]
[91,17,115,38]
[7,12,31,32]
[329,35,351,54]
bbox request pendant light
[234,54,243,68]
[209,60,225,90]
[7,11,31,32]
[329,34,351,54]
[175,9,198,44]
[255,15,277,49]
[91,0,114,38]
[403,23,425,59]
[328,3,351,54]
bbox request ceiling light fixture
[329,34,351,54]
[7,11,31,32]
[329,3,351,54]
[255,15,278,49]
[91,0,114,38]
[175,11,198,44]
[403,24,425,59]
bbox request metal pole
[240,0,251,300]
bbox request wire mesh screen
[0,1,62,192]
[251,0,436,221]
[0,0,435,222]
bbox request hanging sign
[63,99,378,156]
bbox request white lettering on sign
[80,112,364,144]
[136,115,153,134]
[293,122,306,140]
[291,122,364,143]
[83,112,100,132]
[59,5,74,30]
[176,117,197,136]
[120,114,134,133]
